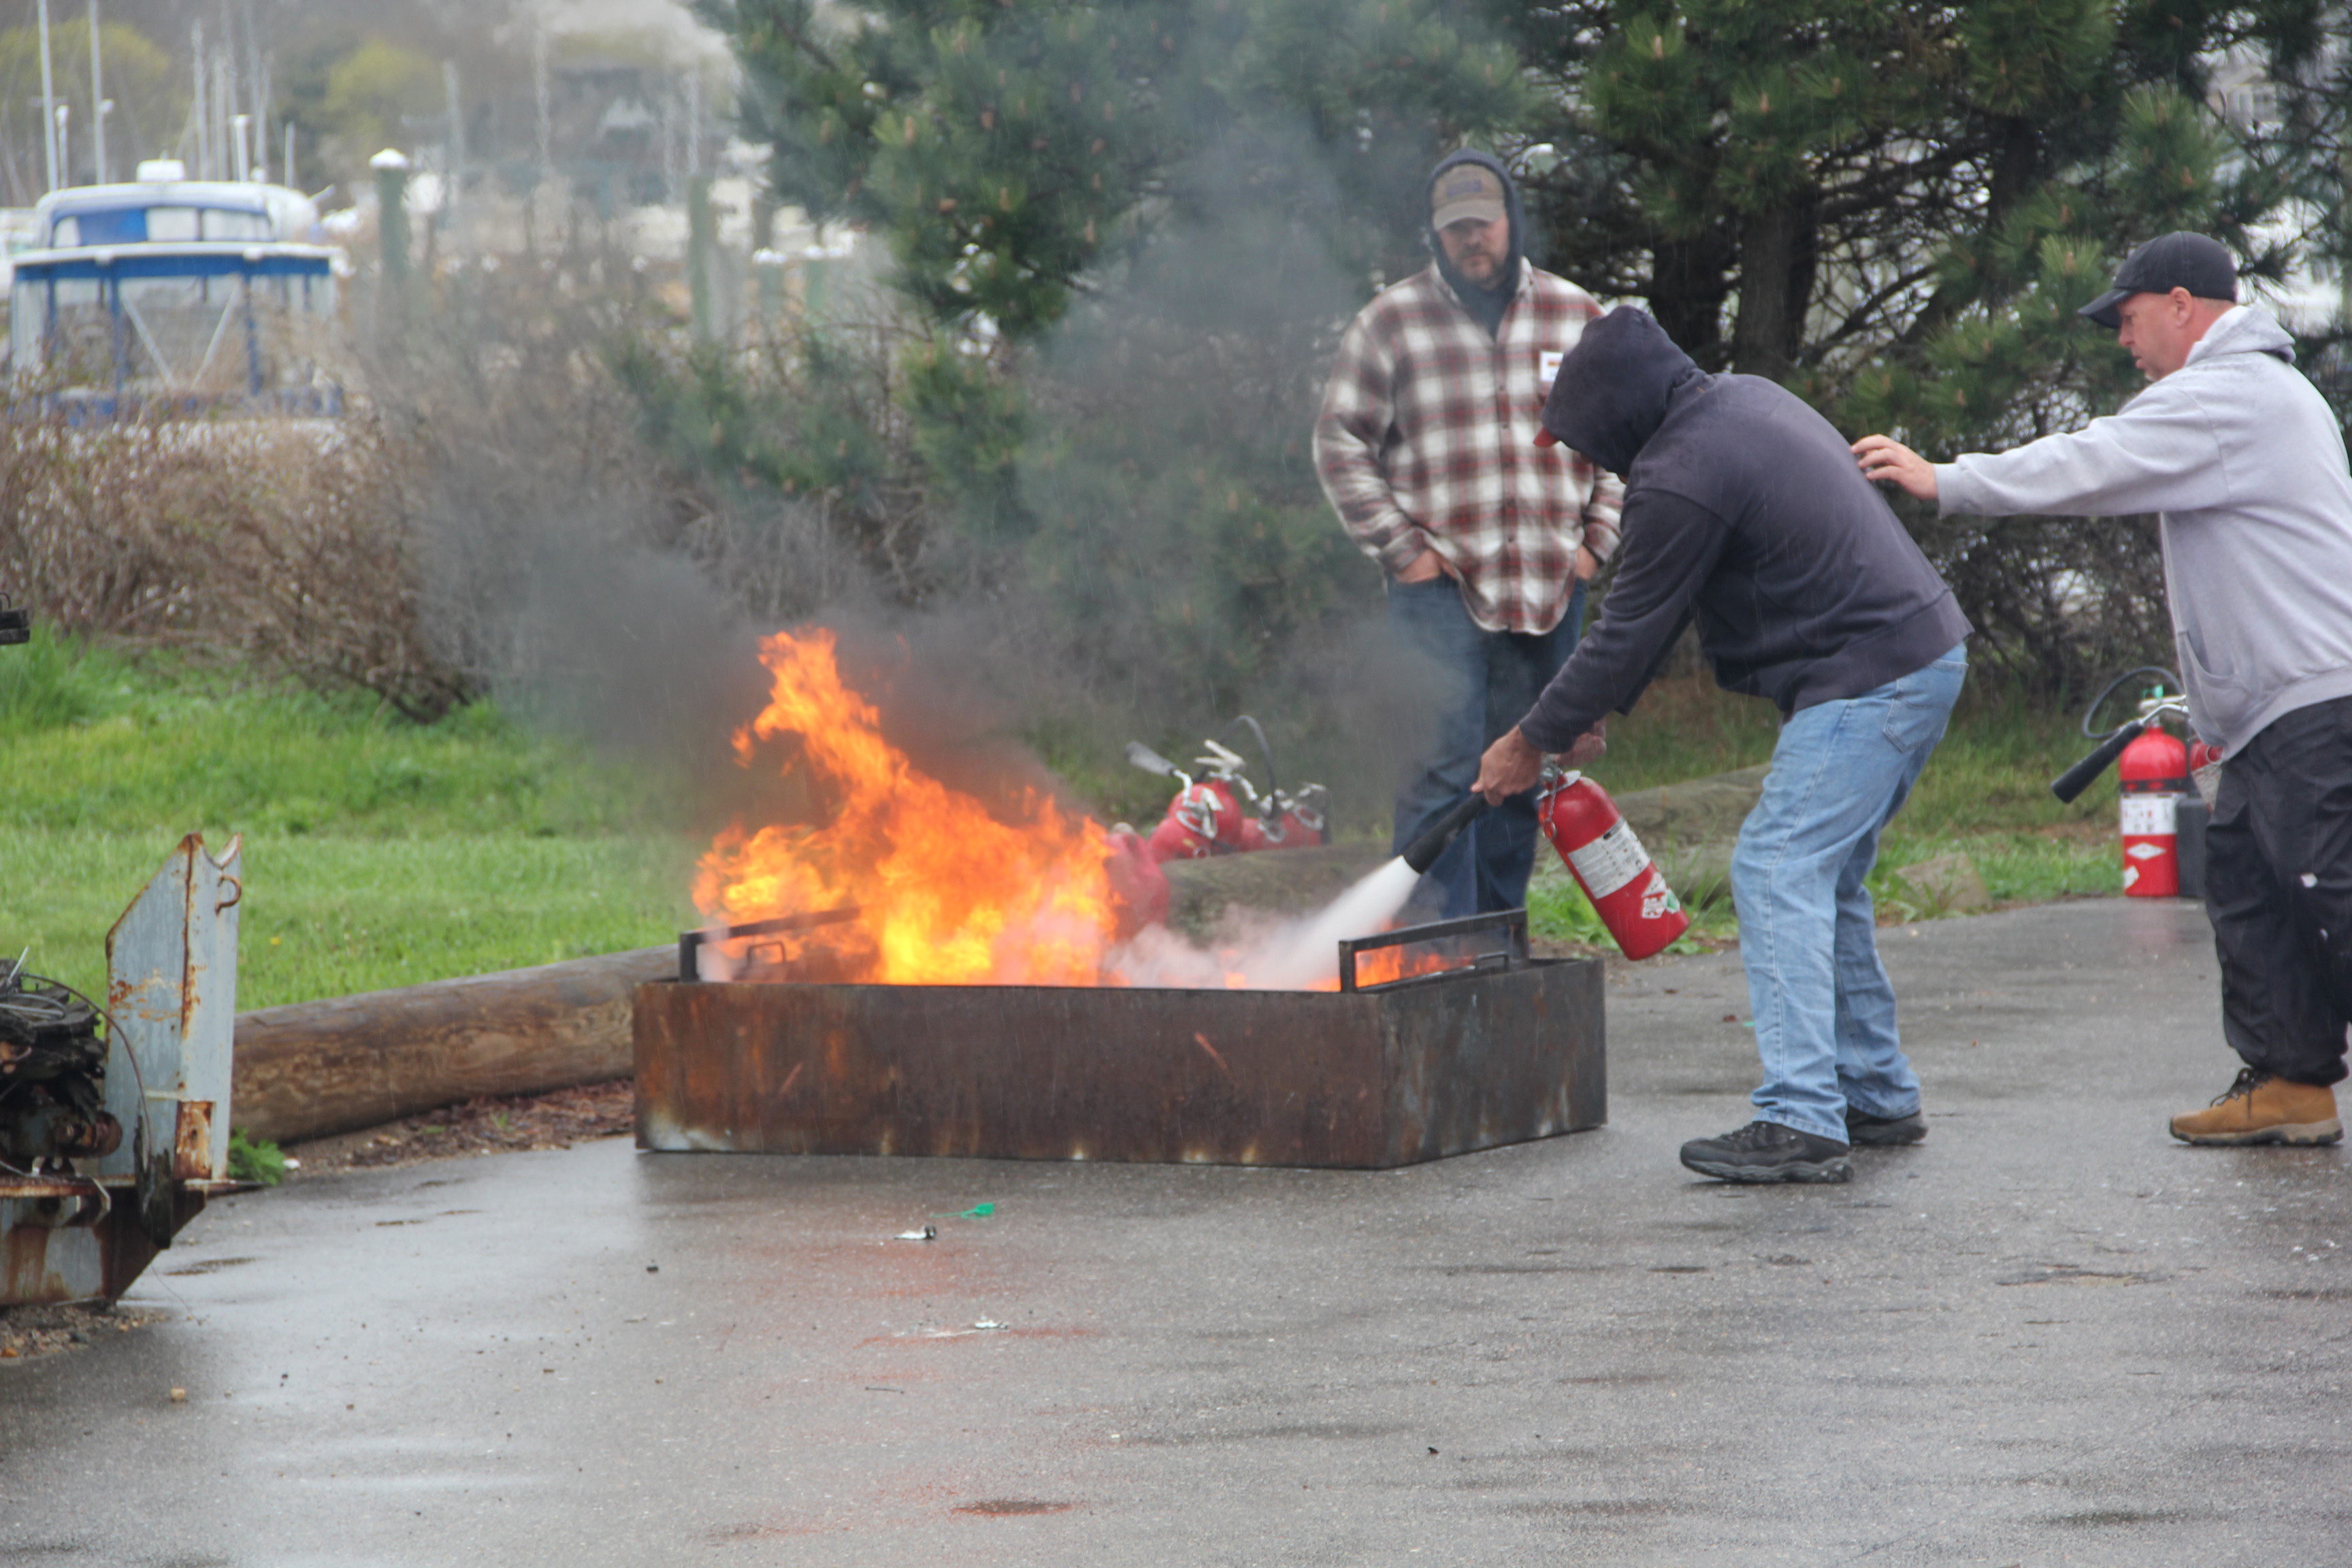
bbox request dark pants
[1386,576,1586,920]
[2206,694,2352,1088]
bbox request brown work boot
[2169,1068,2343,1146]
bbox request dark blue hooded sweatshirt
[1518,307,1970,751]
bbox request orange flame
[1339,944,1467,989]
[694,629,1117,985]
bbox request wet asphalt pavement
[2,898,2347,1565]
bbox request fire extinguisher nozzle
[2052,720,2144,804]
[1401,794,1491,875]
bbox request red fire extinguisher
[1128,731,1331,864]
[1239,784,1331,852]
[2117,723,2190,898]
[2188,740,2223,800]
[1537,770,1690,960]
[1147,774,1244,862]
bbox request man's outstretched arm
[1855,390,2228,519]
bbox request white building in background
[0,210,44,291]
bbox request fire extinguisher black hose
[1401,794,1492,873]
[1221,715,1279,817]
[2051,720,2146,804]
[2078,666,2183,737]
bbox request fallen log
[230,947,676,1145]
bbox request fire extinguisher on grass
[1537,769,1690,960]
[1124,721,1333,864]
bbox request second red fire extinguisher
[2117,720,2190,898]
[1537,770,1690,960]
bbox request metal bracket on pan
[679,907,862,982]
[1337,909,1529,993]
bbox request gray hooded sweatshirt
[1938,306,2352,755]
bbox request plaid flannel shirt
[1313,264,1624,635]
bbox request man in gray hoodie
[1855,231,2352,1148]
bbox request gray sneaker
[1678,1121,1853,1183]
[1844,1106,1927,1147]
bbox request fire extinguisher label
[2120,794,2178,836]
[1569,821,1649,900]
[1639,869,1682,922]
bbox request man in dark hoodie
[1474,307,1972,1183]
[1315,150,1624,919]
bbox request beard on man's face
[1442,225,1507,287]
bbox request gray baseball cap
[2078,232,2238,328]
[1431,163,1507,229]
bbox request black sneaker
[1679,1121,1853,1183]
[1844,1106,1927,1147]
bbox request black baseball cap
[2078,232,2238,329]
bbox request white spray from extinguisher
[1250,794,1486,989]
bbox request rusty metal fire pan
[635,911,1603,1169]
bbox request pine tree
[1492,1,2336,685]
[691,1,2352,699]
[1498,1,2328,384]
[707,0,1526,342]
[695,0,1533,728]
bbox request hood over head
[1426,148,1523,336]
[1536,306,1703,476]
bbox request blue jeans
[1387,576,1586,919]
[1731,644,1967,1141]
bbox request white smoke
[1104,855,1424,991]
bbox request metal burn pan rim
[642,959,1568,1000]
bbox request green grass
[0,632,700,1010]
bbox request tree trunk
[1985,115,2041,223]
[1648,231,1734,371]
[1731,192,1819,380]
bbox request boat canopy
[10,242,341,414]
[32,179,325,248]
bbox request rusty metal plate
[634,960,1603,1169]
[172,1100,215,1181]
[1,1185,207,1305]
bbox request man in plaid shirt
[1315,148,1624,918]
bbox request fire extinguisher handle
[2051,721,2145,804]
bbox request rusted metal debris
[2,835,242,1305]
[635,935,1603,1170]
